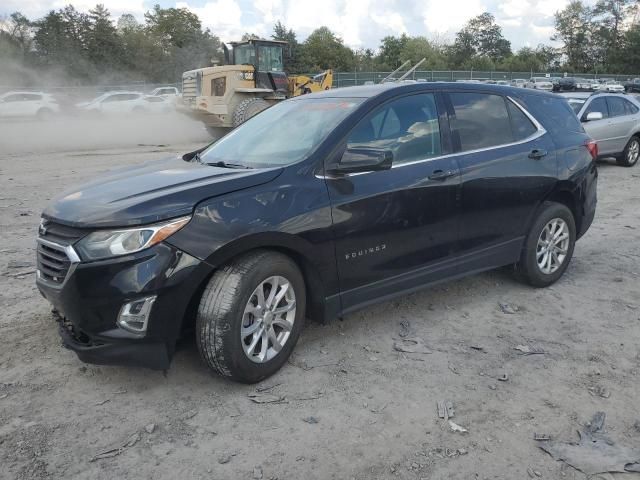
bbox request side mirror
[327,148,393,175]
[584,112,603,122]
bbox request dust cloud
[0,113,211,155]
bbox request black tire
[615,136,640,167]
[515,202,576,288]
[196,250,306,383]
[232,98,270,127]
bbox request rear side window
[607,97,627,117]
[624,99,639,114]
[449,92,512,151]
[584,97,609,119]
[347,93,441,165]
[22,94,42,101]
[506,100,537,141]
[519,93,584,135]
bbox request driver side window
[347,93,441,165]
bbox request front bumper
[37,242,208,370]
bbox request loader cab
[226,40,289,94]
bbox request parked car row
[0,87,180,120]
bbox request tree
[144,4,202,49]
[377,34,409,69]
[87,5,123,72]
[301,26,354,71]
[400,36,447,69]
[272,20,304,73]
[553,1,599,71]
[450,13,511,66]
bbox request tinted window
[449,93,512,151]
[607,97,628,117]
[518,94,584,135]
[144,96,165,103]
[584,97,609,119]
[506,100,537,140]
[22,94,42,101]
[3,94,22,102]
[347,93,441,165]
[624,99,639,114]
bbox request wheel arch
[179,233,335,336]
[542,186,580,233]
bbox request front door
[325,92,460,311]
[582,96,617,155]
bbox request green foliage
[3,3,640,87]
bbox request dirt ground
[1,114,639,480]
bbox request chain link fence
[332,71,639,88]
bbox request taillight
[585,140,598,160]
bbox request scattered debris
[448,421,468,433]
[399,320,411,338]
[448,363,460,375]
[437,401,455,420]
[393,337,432,354]
[90,432,140,462]
[634,420,640,433]
[144,423,156,434]
[534,433,551,441]
[499,302,519,314]
[588,385,611,398]
[181,409,198,420]
[112,389,127,394]
[470,345,486,352]
[498,373,509,382]
[95,399,110,406]
[302,416,319,424]
[537,412,640,475]
[252,467,263,479]
[5,269,36,278]
[248,393,287,404]
[6,260,31,269]
[488,384,497,390]
[255,383,281,393]
[514,345,546,355]
[218,454,232,464]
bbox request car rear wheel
[196,250,306,383]
[515,202,576,287]
[616,136,640,167]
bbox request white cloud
[421,0,486,34]
[176,0,247,39]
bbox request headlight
[75,216,191,261]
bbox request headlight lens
[75,216,191,261]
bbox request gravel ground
[1,115,639,480]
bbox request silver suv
[561,92,640,167]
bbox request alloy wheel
[241,276,297,363]
[627,139,639,165]
[536,218,570,275]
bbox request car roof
[306,81,557,100]
[1,91,46,95]
[101,91,143,95]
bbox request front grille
[182,77,197,104]
[37,241,72,284]
[37,220,86,285]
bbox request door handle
[528,149,548,160]
[429,169,457,180]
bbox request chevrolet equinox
[37,83,598,383]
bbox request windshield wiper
[207,160,252,169]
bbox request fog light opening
[117,296,156,334]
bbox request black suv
[37,83,598,383]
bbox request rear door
[606,96,638,152]
[325,92,460,311]
[445,91,557,267]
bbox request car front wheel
[196,250,306,383]
[516,202,576,287]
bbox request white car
[597,81,625,93]
[511,79,527,88]
[150,86,180,98]
[0,91,60,119]
[526,77,553,91]
[76,91,172,115]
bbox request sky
[0,0,580,50]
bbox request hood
[43,156,283,228]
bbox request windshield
[258,45,284,72]
[566,98,586,114]
[199,97,364,168]
[234,44,256,65]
